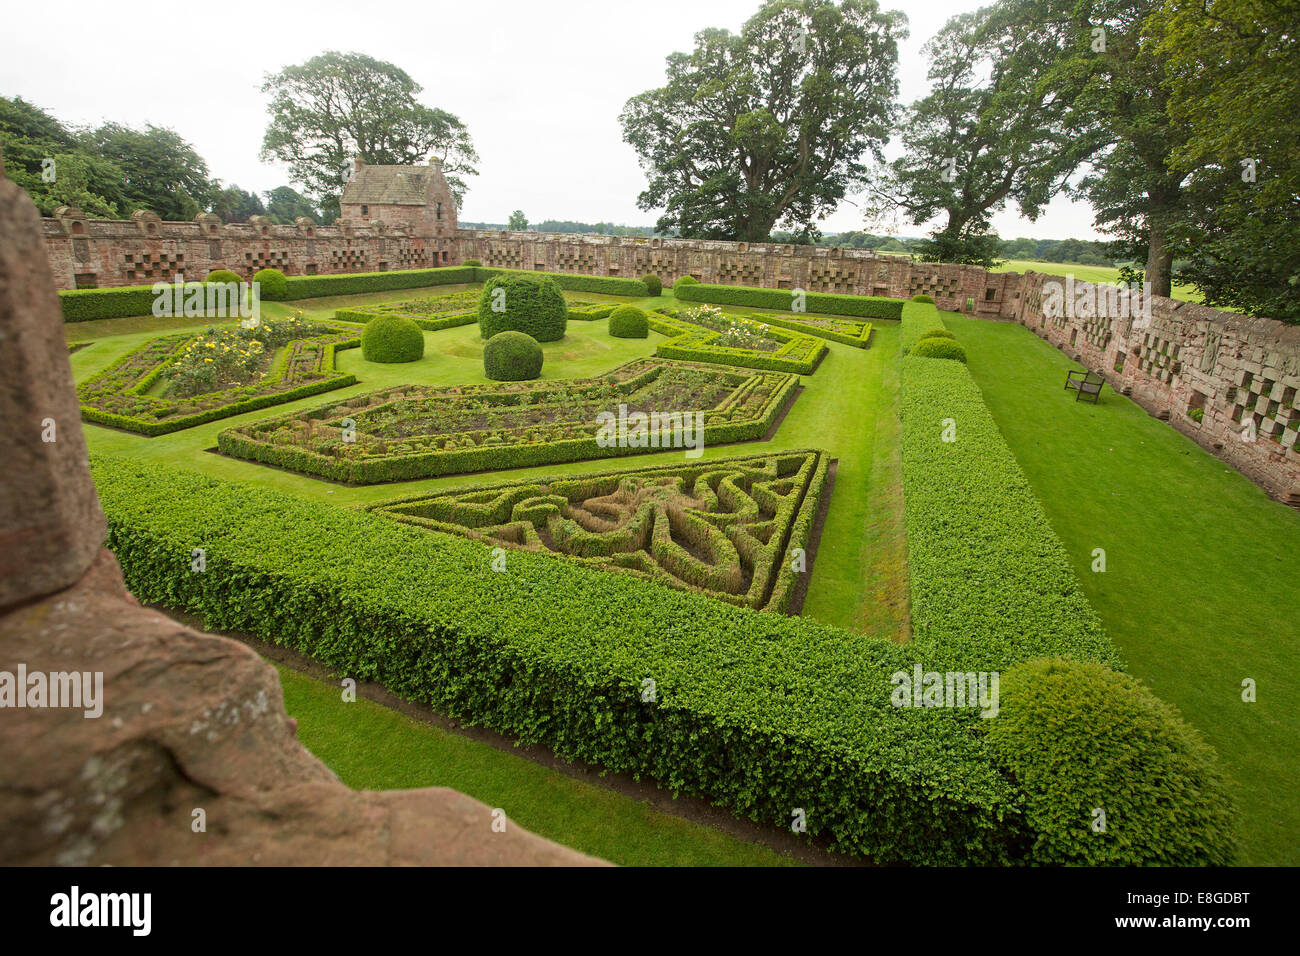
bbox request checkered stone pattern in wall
[123,251,184,281]
[485,248,523,268]
[1228,372,1300,450]
[393,245,431,268]
[717,260,765,285]
[908,275,959,300]
[807,266,856,293]
[1084,316,1113,350]
[245,250,289,272]
[330,248,368,271]
[556,250,600,274]
[1138,332,1181,384]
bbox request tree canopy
[620,0,906,242]
[260,51,478,220]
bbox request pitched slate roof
[340,165,430,206]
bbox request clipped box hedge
[59,267,479,322]
[475,267,649,297]
[674,281,903,320]
[648,309,827,375]
[89,454,1025,864]
[899,303,1116,669]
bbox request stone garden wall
[37,208,1300,504]
[1006,271,1300,505]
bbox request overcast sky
[0,0,1102,240]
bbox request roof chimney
[353,156,365,174]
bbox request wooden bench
[1065,369,1104,404]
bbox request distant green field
[990,259,1204,304]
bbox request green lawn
[989,259,1204,304]
[276,663,798,866]
[946,312,1300,866]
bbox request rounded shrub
[608,305,649,338]
[361,315,425,363]
[252,268,288,301]
[477,273,567,342]
[911,293,935,303]
[204,269,242,285]
[910,338,967,363]
[641,273,662,296]
[917,328,956,341]
[986,658,1237,866]
[462,258,482,267]
[673,275,699,290]
[483,330,543,381]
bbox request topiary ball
[478,273,567,342]
[462,259,482,267]
[910,338,967,363]
[483,330,543,381]
[361,315,425,363]
[608,305,649,338]
[641,273,662,296]
[252,268,288,301]
[911,293,935,303]
[673,275,699,290]
[918,328,956,341]
[204,269,242,285]
[986,658,1237,866]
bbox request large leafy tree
[0,97,126,217]
[260,51,479,219]
[264,185,321,224]
[866,2,1101,267]
[209,185,266,223]
[1060,0,1192,297]
[1151,0,1300,322]
[620,0,906,242]
[87,123,215,220]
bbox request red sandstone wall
[1007,270,1300,505]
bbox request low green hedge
[80,348,359,435]
[648,309,827,375]
[476,267,648,297]
[60,267,479,322]
[282,266,476,300]
[918,328,955,341]
[987,658,1236,865]
[60,286,164,322]
[483,330,543,381]
[899,303,1116,670]
[749,312,874,349]
[675,282,904,320]
[900,300,950,353]
[89,454,1023,864]
[361,315,425,363]
[642,273,662,296]
[216,368,800,484]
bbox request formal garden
[55,260,1299,868]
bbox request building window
[361,205,368,217]
[436,202,442,220]
[985,288,997,302]
[74,273,98,289]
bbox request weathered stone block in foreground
[0,175,106,608]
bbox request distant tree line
[0,96,329,225]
